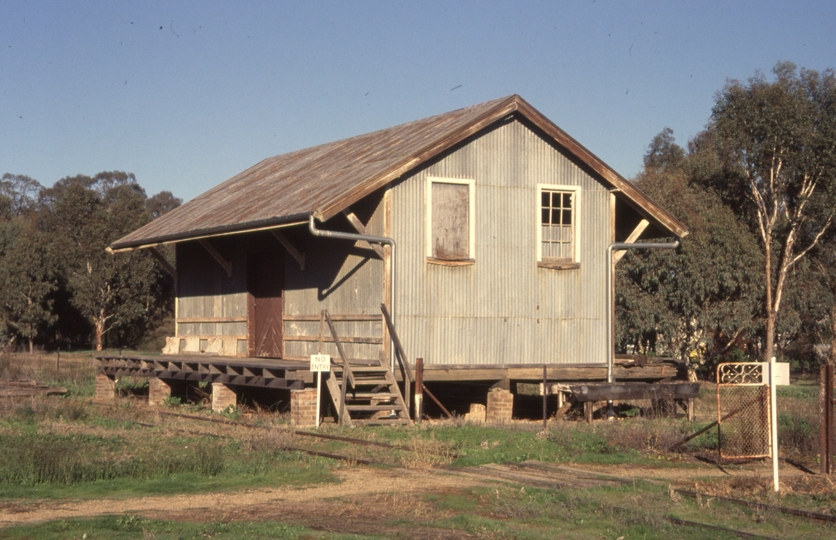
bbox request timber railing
[324,310,356,425]
[381,303,412,419]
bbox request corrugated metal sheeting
[392,120,609,365]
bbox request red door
[247,250,284,358]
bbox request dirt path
[0,458,819,537]
[0,466,487,531]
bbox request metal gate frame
[717,362,772,460]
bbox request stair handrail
[381,303,412,417]
[324,310,357,426]
[323,310,356,387]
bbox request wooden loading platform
[95,354,682,388]
[95,354,313,389]
[94,351,691,425]
[413,355,685,383]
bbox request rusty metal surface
[716,362,771,460]
[111,95,687,251]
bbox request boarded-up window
[430,180,471,260]
[541,189,574,261]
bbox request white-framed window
[426,177,475,263]
[537,184,580,268]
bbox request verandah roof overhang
[107,213,310,253]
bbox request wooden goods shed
[101,95,688,424]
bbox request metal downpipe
[308,215,397,371]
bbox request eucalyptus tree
[40,172,173,350]
[706,63,836,363]
[617,135,763,377]
[0,175,56,351]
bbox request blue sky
[2,1,835,202]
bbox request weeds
[0,433,225,485]
[163,396,182,407]
[778,412,819,457]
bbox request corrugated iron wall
[391,120,609,365]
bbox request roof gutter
[308,215,397,371]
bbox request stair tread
[346,404,405,412]
[345,366,390,373]
[352,417,411,426]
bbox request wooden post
[584,402,593,423]
[56,347,60,372]
[542,365,548,430]
[822,364,834,475]
[318,310,325,354]
[830,364,835,475]
[415,358,424,425]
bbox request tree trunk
[94,315,105,351]
[28,338,33,355]
[764,240,775,363]
[830,303,836,365]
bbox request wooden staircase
[322,310,410,426]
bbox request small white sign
[774,362,790,386]
[310,354,331,372]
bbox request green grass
[365,422,689,468]
[0,516,373,539]
[5,482,834,540]
[777,385,819,399]
[420,482,835,539]
[0,426,337,500]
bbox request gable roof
[110,95,687,251]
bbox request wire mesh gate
[717,362,772,460]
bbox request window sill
[537,261,580,270]
[427,257,476,267]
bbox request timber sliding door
[247,250,284,358]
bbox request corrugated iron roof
[110,95,687,251]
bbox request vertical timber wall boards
[176,240,248,340]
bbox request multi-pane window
[540,189,575,262]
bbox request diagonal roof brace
[199,239,232,278]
